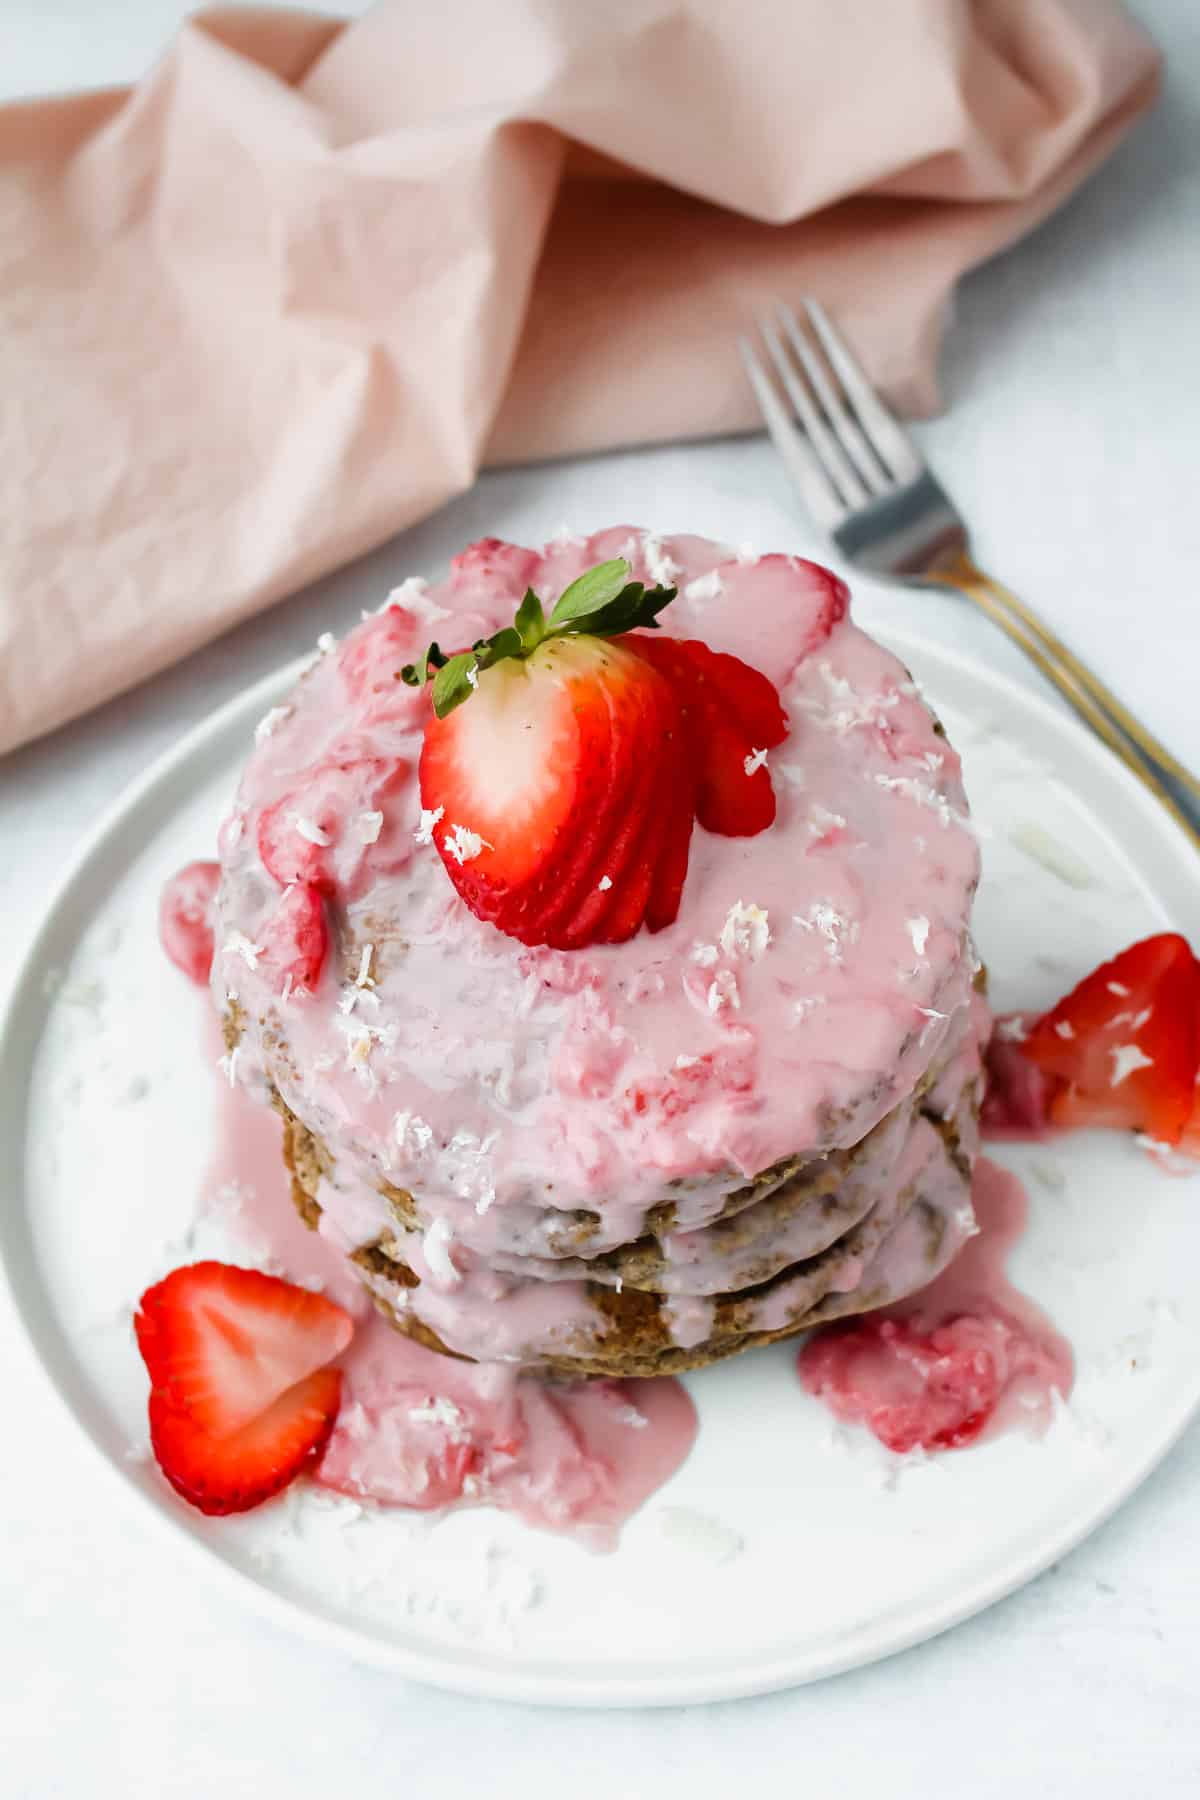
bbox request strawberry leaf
[549,559,633,627]
[431,652,480,718]
[562,580,676,640]
[400,641,448,688]
[400,556,678,712]
[473,627,523,670]
[515,588,546,651]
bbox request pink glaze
[212,529,983,1362]
[981,1013,1053,1141]
[200,1016,696,1548]
[159,860,220,986]
[798,1157,1073,1454]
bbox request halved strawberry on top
[401,553,791,950]
[1021,932,1200,1144]
[419,633,686,948]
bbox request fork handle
[927,551,1200,853]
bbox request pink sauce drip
[159,860,220,986]
[980,1013,1053,1142]
[199,1016,696,1550]
[798,1156,1073,1455]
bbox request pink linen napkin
[0,0,1159,755]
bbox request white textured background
[3,2,1199,1794]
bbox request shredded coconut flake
[597,875,613,892]
[907,915,930,957]
[289,813,332,847]
[794,901,859,962]
[616,1405,649,1430]
[641,533,680,585]
[1110,1043,1154,1087]
[354,943,375,988]
[316,631,336,655]
[744,746,769,776]
[414,805,444,846]
[807,804,846,840]
[1107,980,1131,997]
[394,1110,435,1158]
[408,1395,467,1435]
[354,810,384,844]
[793,994,828,1022]
[1008,821,1094,889]
[423,1217,461,1289]
[255,705,292,744]
[720,900,771,961]
[874,772,963,829]
[1054,1020,1075,1040]
[707,970,741,1014]
[735,542,758,564]
[995,1015,1029,1043]
[684,568,724,603]
[224,932,261,969]
[444,823,486,864]
[657,1506,743,1565]
[691,941,719,968]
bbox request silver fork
[740,299,1200,852]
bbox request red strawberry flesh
[148,1368,343,1516]
[159,861,221,986]
[135,1262,355,1438]
[1022,932,1200,1143]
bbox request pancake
[214,528,984,1371]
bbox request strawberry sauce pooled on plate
[200,1046,696,1546]
[211,528,985,1375]
[798,1158,1073,1454]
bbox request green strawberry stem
[400,558,677,718]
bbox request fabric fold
[0,0,1160,753]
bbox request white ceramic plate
[4,630,1199,1708]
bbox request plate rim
[4,625,1199,1708]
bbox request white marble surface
[3,3,1200,1794]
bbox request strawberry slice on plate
[135,1263,354,1515]
[1021,932,1200,1144]
[147,1369,344,1517]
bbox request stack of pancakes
[215,528,985,1378]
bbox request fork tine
[759,316,869,508]
[777,304,892,497]
[737,334,846,532]
[801,298,923,483]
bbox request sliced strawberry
[419,635,692,947]
[1022,932,1200,1143]
[679,639,789,747]
[646,734,698,934]
[544,662,678,947]
[148,1368,343,1516]
[258,882,329,994]
[626,635,787,837]
[135,1263,354,1438]
[1178,1083,1200,1159]
[159,861,220,986]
